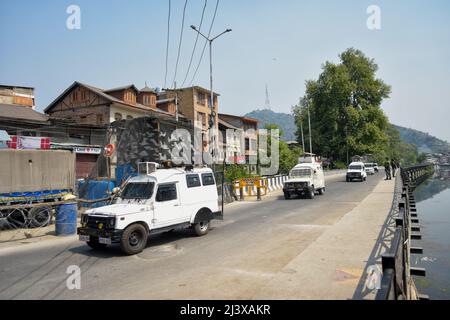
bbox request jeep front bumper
[77,227,123,243]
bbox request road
[0,173,385,300]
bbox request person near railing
[384,158,392,180]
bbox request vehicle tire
[318,187,325,195]
[346,177,350,182]
[364,176,367,181]
[308,188,315,199]
[120,223,148,255]
[193,221,210,236]
[87,238,107,250]
[284,192,290,200]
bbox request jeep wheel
[284,192,290,200]
[194,221,210,236]
[120,224,148,255]
[346,177,350,182]
[87,239,107,250]
[308,188,315,199]
[318,187,325,195]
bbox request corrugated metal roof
[0,103,49,122]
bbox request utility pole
[308,100,312,155]
[300,116,305,153]
[174,81,179,122]
[190,25,232,167]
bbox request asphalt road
[0,173,384,300]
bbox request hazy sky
[1,0,449,141]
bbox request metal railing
[375,164,433,300]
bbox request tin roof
[0,103,49,123]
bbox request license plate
[99,237,112,245]
[79,235,90,242]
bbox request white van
[78,164,221,255]
[283,162,325,199]
[346,162,367,182]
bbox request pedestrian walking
[384,158,392,180]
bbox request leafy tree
[293,48,391,164]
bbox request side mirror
[112,187,120,195]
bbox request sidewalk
[255,177,395,300]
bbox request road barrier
[376,164,433,300]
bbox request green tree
[293,48,391,164]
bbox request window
[114,112,123,121]
[250,139,257,151]
[201,173,215,186]
[96,114,103,125]
[197,92,206,105]
[186,174,201,188]
[143,95,150,105]
[122,182,154,200]
[156,183,177,202]
[245,138,250,151]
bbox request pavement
[0,171,395,300]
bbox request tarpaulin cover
[0,149,75,194]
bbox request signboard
[7,136,50,150]
[73,146,102,154]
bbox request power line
[163,0,171,88]
[181,0,208,87]
[189,0,220,86]
[172,0,189,88]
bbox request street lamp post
[190,25,232,166]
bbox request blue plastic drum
[55,203,78,236]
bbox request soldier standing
[384,158,392,180]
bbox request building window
[96,114,103,125]
[196,92,206,105]
[245,138,250,151]
[143,95,150,105]
[151,96,156,105]
[250,139,257,151]
[197,112,206,127]
[114,112,123,121]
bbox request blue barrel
[55,203,78,236]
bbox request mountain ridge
[244,109,450,153]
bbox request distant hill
[244,109,450,154]
[393,125,450,154]
[244,109,297,141]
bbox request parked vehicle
[364,163,376,175]
[346,162,367,182]
[77,163,222,255]
[283,160,325,199]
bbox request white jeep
[283,162,325,199]
[346,162,367,182]
[78,165,221,255]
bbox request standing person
[384,158,391,180]
[392,160,397,177]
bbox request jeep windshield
[349,165,362,170]
[121,182,155,200]
[290,168,312,177]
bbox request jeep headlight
[108,217,116,228]
[81,214,88,224]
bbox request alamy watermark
[66,5,81,30]
[367,5,381,30]
[66,265,81,290]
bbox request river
[413,166,450,299]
